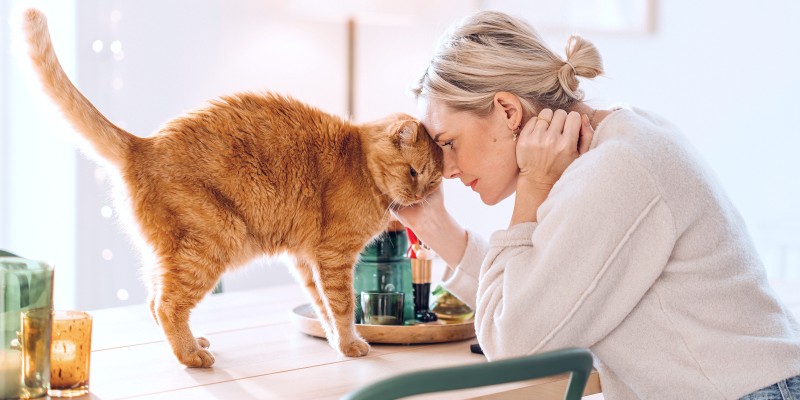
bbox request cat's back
[144,92,360,172]
[130,92,368,211]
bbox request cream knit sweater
[441,107,800,399]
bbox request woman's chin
[479,188,514,206]
[479,192,502,206]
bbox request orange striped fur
[23,8,442,367]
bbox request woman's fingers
[537,108,554,122]
[548,109,569,136]
[514,107,592,186]
[391,184,444,228]
[562,111,582,148]
[578,114,594,155]
[534,108,554,133]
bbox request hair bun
[564,34,603,78]
[556,34,604,101]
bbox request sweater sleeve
[440,229,488,309]
[476,147,677,360]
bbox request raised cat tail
[22,8,138,166]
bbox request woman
[396,10,800,399]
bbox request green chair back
[341,347,593,400]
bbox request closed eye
[441,140,454,150]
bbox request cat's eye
[409,166,418,178]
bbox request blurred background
[1,0,799,310]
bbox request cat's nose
[415,194,423,200]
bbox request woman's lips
[467,179,478,190]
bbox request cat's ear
[392,120,419,144]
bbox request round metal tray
[289,303,475,344]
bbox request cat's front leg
[312,257,369,357]
[292,258,335,338]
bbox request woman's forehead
[420,99,457,134]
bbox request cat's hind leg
[312,249,369,357]
[146,263,210,349]
[152,252,225,368]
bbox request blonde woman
[396,11,800,399]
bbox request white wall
[1,0,78,309]
[2,0,799,310]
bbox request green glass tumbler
[1,256,54,399]
[353,228,414,325]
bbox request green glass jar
[1,255,54,399]
[353,229,415,324]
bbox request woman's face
[420,98,520,205]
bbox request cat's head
[362,113,443,207]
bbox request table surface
[67,279,800,400]
[73,283,601,400]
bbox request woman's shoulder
[591,105,696,166]
[594,105,680,137]
[584,105,725,212]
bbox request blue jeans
[740,375,800,400]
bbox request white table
[79,284,601,399]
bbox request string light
[91,5,129,306]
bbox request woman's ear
[493,92,523,130]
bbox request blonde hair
[414,11,603,115]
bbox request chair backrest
[341,347,593,400]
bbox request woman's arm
[477,148,676,359]
[393,185,489,307]
[392,186,468,267]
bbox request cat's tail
[22,8,138,166]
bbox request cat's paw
[339,338,370,357]
[196,337,211,349]
[179,348,216,368]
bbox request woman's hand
[516,109,594,187]
[509,109,594,226]
[392,184,445,229]
[392,185,468,267]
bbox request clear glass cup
[48,311,92,397]
[361,292,404,325]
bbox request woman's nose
[442,150,460,179]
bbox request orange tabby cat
[23,9,442,367]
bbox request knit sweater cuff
[441,229,487,309]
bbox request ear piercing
[511,124,521,141]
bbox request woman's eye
[442,140,454,149]
[410,166,418,177]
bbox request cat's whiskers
[421,196,432,209]
[382,198,399,222]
